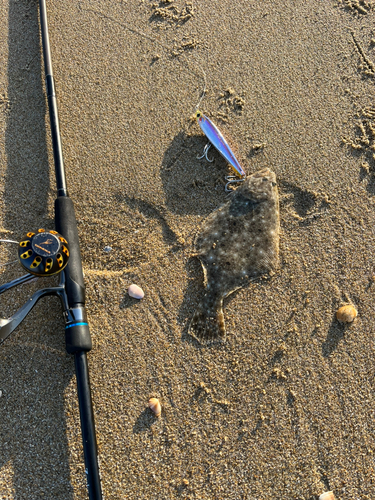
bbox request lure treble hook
[197,142,214,162]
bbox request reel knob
[18,229,69,276]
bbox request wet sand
[1,1,375,498]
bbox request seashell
[148,397,161,417]
[128,284,144,299]
[319,492,336,500]
[336,304,357,323]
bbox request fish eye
[272,181,277,186]
[262,177,268,182]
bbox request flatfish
[189,168,280,343]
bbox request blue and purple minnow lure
[195,110,246,191]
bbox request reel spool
[18,229,69,276]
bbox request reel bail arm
[0,283,65,344]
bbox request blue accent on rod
[65,322,88,329]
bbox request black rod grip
[55,196,85,307]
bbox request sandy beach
[1,0,375,498]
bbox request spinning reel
[18,228,69,276]
[0,229,66,341]
[0,226,90,354]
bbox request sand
[1,0,375,498]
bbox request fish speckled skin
[189,168,280,343]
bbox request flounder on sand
[189,168,280,343]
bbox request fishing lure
[195,110,246,191]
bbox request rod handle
[55,196,85,306]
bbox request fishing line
[0,260,19,268]
[80,4,209,203]
[0,240,20,269]
[82,6,208,112]
[83,6,245,191]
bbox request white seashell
[148,397,161,417]
[128,284,144,299]
[319,492,335,500]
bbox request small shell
[148,397,161,417]
[319,492,336,500]
[336,304,357,323]
[128,284,144,299]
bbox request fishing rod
[0,1,103,498]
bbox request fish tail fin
[189,294,226,343]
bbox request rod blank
[39,0,67,197]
